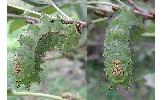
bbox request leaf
[8,0,35,11]
[7,5,24,15]
[40,6,57,14]
[50,18,63,32]
[7,0,42,18]
[21,0,48,7]
[39,14,51,34]
[8,20,27,34]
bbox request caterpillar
[13,14,81,89]
[103,7,143,89]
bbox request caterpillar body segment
[103,7,143,88]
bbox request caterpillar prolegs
[103,7,143,89]
[13,14,81,89]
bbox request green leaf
[8,0,35,12]
[8,20,27,34]
[39,14,51,34]
[7,5,24,15]
[21,0,48,7]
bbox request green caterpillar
[103,7,143,89]
[13,14,80,89]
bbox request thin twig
[141,33,155,37]
[10,89,67,100]
[7,4,57,20]
[7,4,41,16]
[87,1,119,8]
[67,1,86,5]
[90,17,109,24]
[87,1,120,12]
[127,0,154,19]
[7,14,39,21]
[87,5,105,11]
[87,5,112,17]
[87,1,113,6]
[134,10,154,19]
[116,0,126,7]
[47,0,72,20]
[128,0,144,13]
[8,2,87,31]
[87,1,154,20]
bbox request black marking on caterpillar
[103,7,143,89]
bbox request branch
[47,0,72,20]
[127,0,154,19]
[47,0,87,31]
[9,89,67,100]
[7,14,39,21]
[7,4,41,16]
[66,1,86,5]
[141,33,155,37]
[87,5,112,17]
[89,17,108,24]
[7,14,87,32]
[134,10,154,19]
[116,0,127,7]
[87,3,119,17]
[87,1,119,8]
[87,5,104,12]
[7,2,87,31]
[128,0,144,13]
[87,1,154,20]
[7,13,40,24]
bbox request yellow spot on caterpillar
[112,59,122,65]
[112,59,123,76]
[13,56,22,75]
